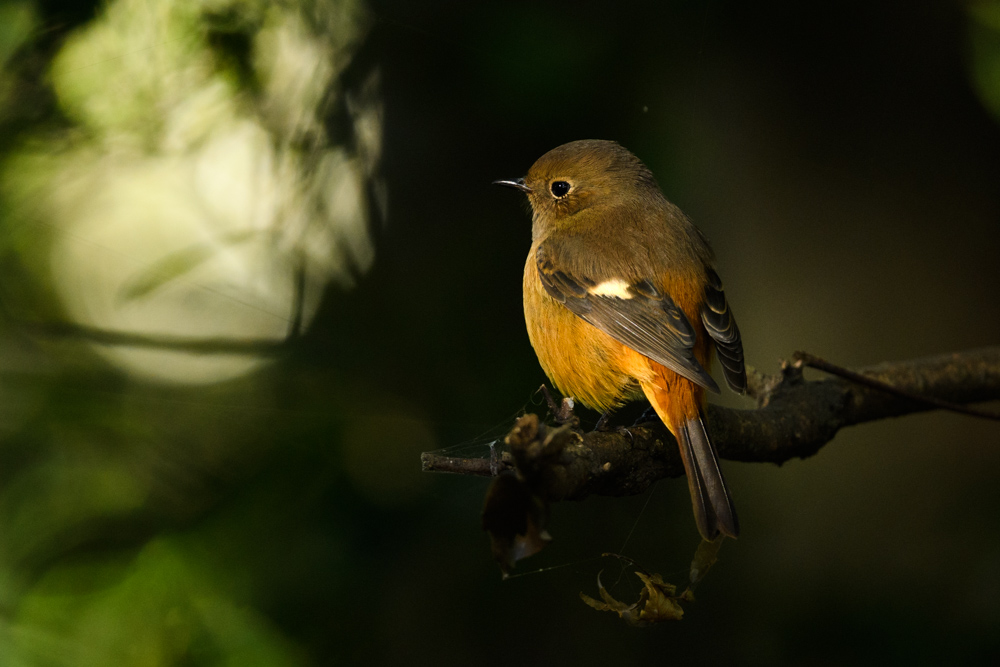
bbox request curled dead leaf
[580,570,686,626]
[481,471,551,577]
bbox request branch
[18,321,290,354]
[422,346,1000,501]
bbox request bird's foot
[631,402,658,427]
[592,410,634,440]
[594,409,613,431]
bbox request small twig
[19,321,289,355]
[794,351,1000,421]
[421,453,513,476]
[536,384,578,424]
[536,384,560,415]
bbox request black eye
[550,180,571,197]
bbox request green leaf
[117,230,259,303]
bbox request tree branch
[422,346,1000,501]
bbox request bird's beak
[492,177,532,193]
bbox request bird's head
[494,139,660,238]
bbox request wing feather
[537,244,720,393]
[700,268,747,393]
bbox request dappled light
[0,1,998,665]
[3,0,380,383]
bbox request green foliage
[968,1,1000,121]
[6,540,304,666]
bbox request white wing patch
[588,279,633,299]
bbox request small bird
[495,139,747,540]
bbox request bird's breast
[522,243,645,412]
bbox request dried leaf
[481,471,551,577]
[689,534,726,587]
[580,570,685,626]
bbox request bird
[495,139,747,540]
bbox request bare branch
[792,351,1000,421]
[421,346,1000,501]
[19,321,290,354]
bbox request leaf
[117,230,259,304]
[481,471,551,577]
[689,534,726,587]
[7,539,305,666]
[118,244,216,303]
[580,570,686,626]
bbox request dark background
[1,0,999,664]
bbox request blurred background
[1,0,999,664]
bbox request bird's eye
[550,180,571,197]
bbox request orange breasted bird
[495,139,747,540]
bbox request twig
[19,321,289,355]
[422,454,513,476]
[793,351,1000,421]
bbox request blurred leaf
[0,1,36,66]
[968,1,1000,121]
[5,539,305,666]
[0,0,37,121]
[0,460,148,566]
[117,229,260,304]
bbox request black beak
[492,177,532,193]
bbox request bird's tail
[676,410,739,539]
[641,378,739,540]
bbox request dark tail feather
[678,412,739,540]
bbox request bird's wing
[700,268,747,394]
[536,242,720,393]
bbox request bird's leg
[594,410,634,441]
[631,401,657,427]
[594,409,613,432]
